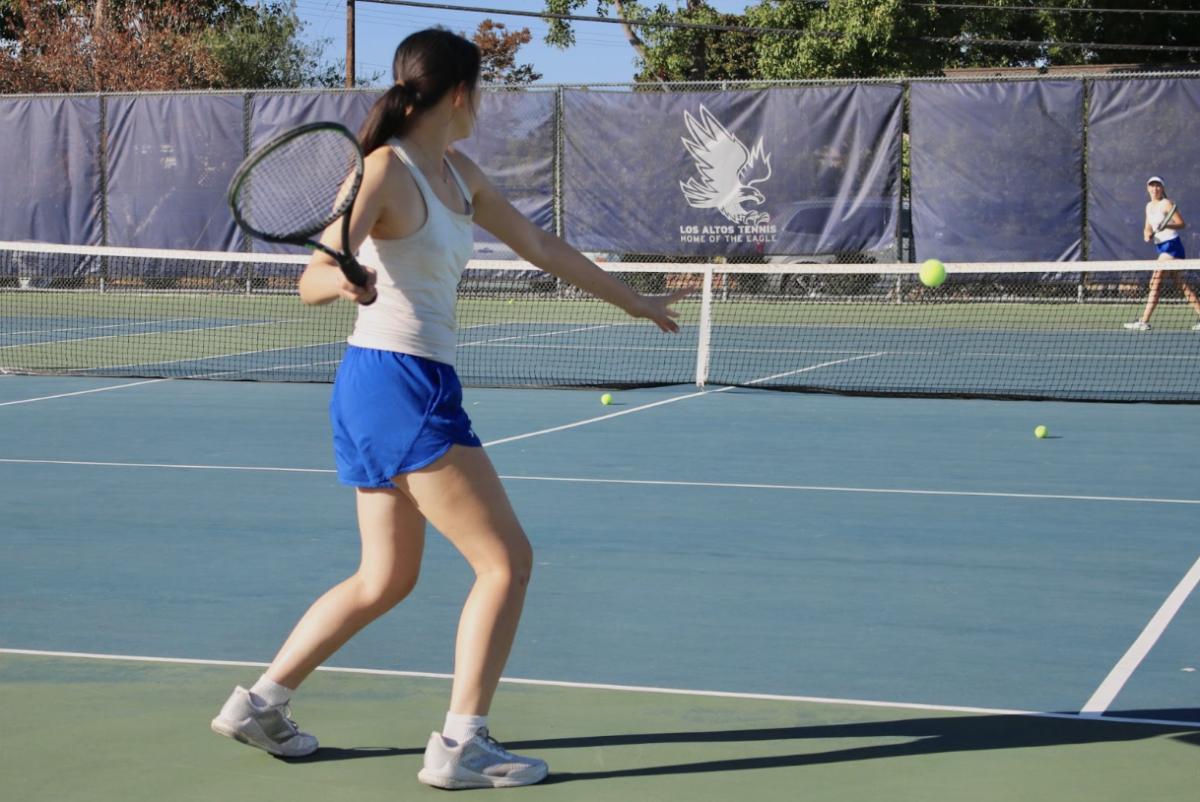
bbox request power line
[358,0,1200,54]
[761,1,1200,15]
[913,2,1200,16]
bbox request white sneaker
[418,729,548,789]
[210,686,318,757]
[1123,321,1151,331]
[1192,323,1200,331]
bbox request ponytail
[357,29,482,155]
[358,83,414,155]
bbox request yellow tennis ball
[1035,425,1048,439]
[601,393,613,406]
[919,259,946,288]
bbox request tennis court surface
[3,369,1200,801]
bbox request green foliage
[542,0,1200,82]
[636,3,758,82]
[205,1,378,89]
[750,0,958,79]
[543,0,601,50]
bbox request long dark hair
[358,29,482,155]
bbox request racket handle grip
[339,255,376,306]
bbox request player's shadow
[282,745,419,763]
[499,711,1200,783]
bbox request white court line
[0,458,332,472]
[1,647,1195,729]
[498,477,1200,506]
[2,458,1199,508]
[1,317,196,339]
[1080,554,1200,717]
[0,319,297,350]
[458,323,628,347]
[484,353,888,445]
[0,379,169,406]
[482,387,731,446]
[744,352,887,384]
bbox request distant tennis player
[1124,176,1200,331]
[210,28,688,790]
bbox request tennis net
[3,241,1200,402]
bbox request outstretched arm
[458,155,689,333]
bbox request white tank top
[1149,204,1179,244]
[347,139,474,366]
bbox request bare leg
[1167,274,1200,318]
[394,444,533,716]
[1138,268,1166,323]
[265,487,427,689]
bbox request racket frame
[228,121,373,295]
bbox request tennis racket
[228,121,375,304]
[1153,202,1179,238]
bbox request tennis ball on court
[919,259,946,288]
[601,393,613,406]
[507,299,514,305]
[1035,425,1048,439]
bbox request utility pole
[346,0,356,88]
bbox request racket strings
[235,130,361,241]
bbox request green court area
[2,653,1195,802]
[0,286,1164,334]
[4,288,1196,399]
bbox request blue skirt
[330,346,481,488]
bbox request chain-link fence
[2,73,1199,266]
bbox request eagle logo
[679,105,772,226]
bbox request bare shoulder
[364,145,403,181]
[445,148,489,193]
[364,145,419,198]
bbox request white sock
[249,675,294,708]
[442,713,488,746]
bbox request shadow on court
[284,745,419,763]
[477,714,1200,783]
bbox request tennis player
[1124,176,1200,331]
[211,28,688,790]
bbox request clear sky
[292,0,648,86]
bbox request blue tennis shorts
[330,346,481,488]
[1156,238,1186,259]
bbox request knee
[482,539,534,590]
[353,569,419,612]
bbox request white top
[1148,203,1179,245]
[347,139,474,366]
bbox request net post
[99,93,108,292]
[694,266,714,388]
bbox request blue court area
[2,373,1200,800]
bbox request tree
[0,0,370,92]
[206,1,378,89]
[542,1,1200,82]
[631,2,759,82]
[748,0,960,79]
[0,0,220,92]
[470,19,542,84]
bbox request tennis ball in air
[919,259,947,288]
[601,393,614,406]
[1035,425,1048,439]
[507,299,514,305]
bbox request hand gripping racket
[1153,202,1179,238]
[229,122,375,304]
